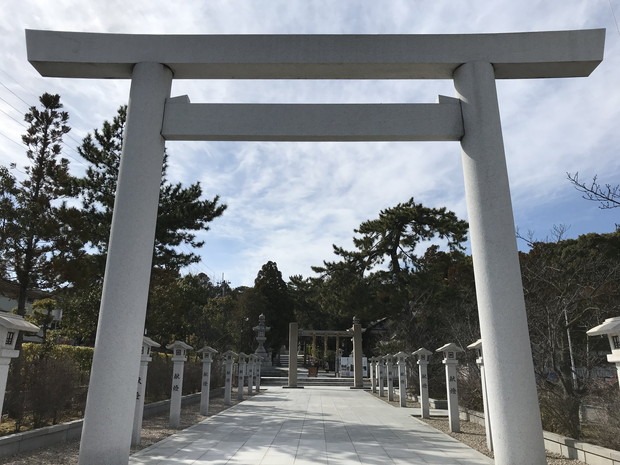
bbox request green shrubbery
[2,344,223,434]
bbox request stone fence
[461,408,620,465]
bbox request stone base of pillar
[282,386,305,389]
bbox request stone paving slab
[129,386,494,465]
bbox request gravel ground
[370,391,587,465]
[0,390,243,465]
[0,388,589,465]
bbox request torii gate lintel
[25,29,604,465]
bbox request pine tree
[0,93,75,315]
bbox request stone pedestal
[132,336,160,445]
[167,341,192,429]
[413,348,432,419]
[197,346,218,416]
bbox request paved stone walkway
[129,386,493,465]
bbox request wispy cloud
[1,0,619,285]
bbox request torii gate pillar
[25,28,604,465]
[78,62,172,465]
[455,61,545,463]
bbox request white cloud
[1,0,618,285]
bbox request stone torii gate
[26,29,604,465]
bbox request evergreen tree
[0,93,76,315]
[58,105,226,340]
[254,261,294,351]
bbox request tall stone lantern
[221,350,237,405]
[467,339,492,450]
[412,348,432,418]
[132,336,160,445]
[166,340,193,428]
[587,317,620,391]
[394,351,409,407]
[197,346,218,415]
[436,342,464,432]
[0,313,39,422]
[253,314,271,365]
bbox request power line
[0,130,24,150]
[610,0,620,35]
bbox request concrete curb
[0,390,218,458]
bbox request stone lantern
[197,346,218,415]
[436,342,464,432]
[587,317,620,391]
[384,354,396,401]
[132,336,160,445]
[166,340,193,428]
[253,314,271,366]
[237,352,248,400]
[467,339,492,450]
[221,350,237,405]
[378,356,387,397]
[369,357,378,393]
[246,354,255,396]
[412,348,432,418]
[394,352,409,407]
[0,313,39,422]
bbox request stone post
[197,346,218,416]
[454,61,546,464]
[587,317,620,392]
[395,352,408,407]
[247,355,255,395]
[131,336,160,445]
[436,343,464,432]
[78,62,173,465]
[253,354,262,392]
[369,357,377,393]
[378,356,385,397]
[385,354,395,401]
[167,341,192,429]
[286,322,300,388]
[0,314,39,423]
[412,348,432,419]
[237,353,247,400]
[468,339,492,451]
[222,350,237,405]
[352,316,363,389]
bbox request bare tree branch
[567,172,620,209]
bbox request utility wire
[610,0,620,35]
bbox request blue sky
[1,1,619,287]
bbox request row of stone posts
[131,339,227,445]
[370,323,620,454]
[370,343,469,434]
[219,351,263,404]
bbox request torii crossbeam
[26,29,604,465]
